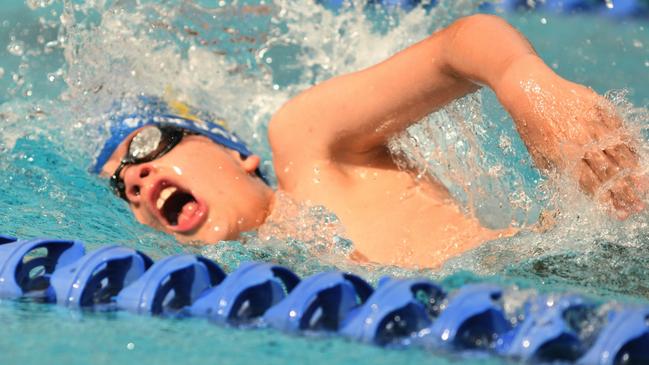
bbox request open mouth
[154,183,207,232]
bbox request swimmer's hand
[495,55,646,218]
[572,99,645,219]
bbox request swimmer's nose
[122,163,153,203]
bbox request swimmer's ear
[239,154,261,174]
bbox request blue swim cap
[91,95,256,174]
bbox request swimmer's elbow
[440,14,537,88]
[449,14,513,34]
[447,14,527,46]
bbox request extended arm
[269,14,643,216]
[270,15,531,158]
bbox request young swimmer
[98,15,644,268]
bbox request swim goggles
[110,125,193,201]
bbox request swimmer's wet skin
[98,14,644,268]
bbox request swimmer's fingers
[582,149,621,183]
[609,176,645,218]
[604,144,639,170]
[579,152,645,218]
[609,144,649,193]
[582,143,641,185]
[578,159,601,196]
[577,159,616,211]
[602,144,647,213]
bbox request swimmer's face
[101,129,274,243]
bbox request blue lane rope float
[1,237,649,364]
[190,261,300,324]
[339,277,444,345]
[115,254,226,316]
[0,238,85,299]
[48,245,153,309]
[0,235,16,244]
[497,295,593,362]
[578,307,649,365]
[425,284,511,349]
[263,271,373,332]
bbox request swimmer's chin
[170,224,243,245]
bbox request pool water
[1,1,649,364]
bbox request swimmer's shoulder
[268,98,339,188]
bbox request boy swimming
[97,15,644,268]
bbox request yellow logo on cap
[163,87,229,129]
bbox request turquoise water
[1,1,649,364]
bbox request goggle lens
[129,126,164,160]
[110,125,186,201]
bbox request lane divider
[0,236,647,364]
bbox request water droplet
[59,13,74,27]
[47,73,56,82]
[633,39,644,48]
[644,61,649,67]
[540,18,547,25]
[605,0,614,9]
[45,40,58,49]
[265,57,272,64]
[0,68,4,78]
[621,353,630,363]
[441,329,450,341]
[12,73,24,86]
[126,342,135,350]
[26,0,54,9]
[7,41,25,56]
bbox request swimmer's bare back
[268,14,644,267]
